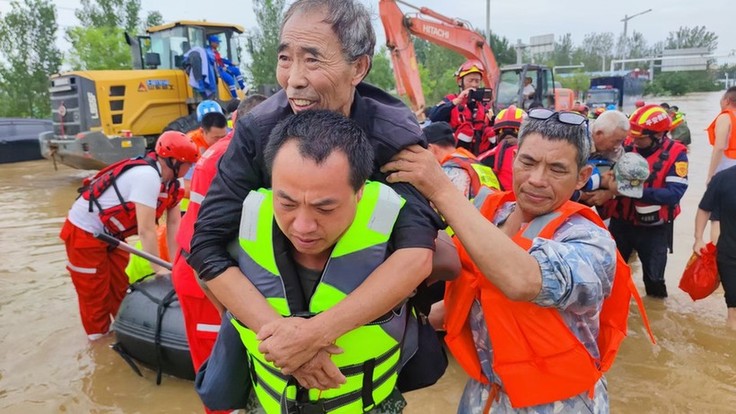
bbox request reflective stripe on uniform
[665,176,688,185]
[189,191,205,205]
[196,323,220,333]
[66,261,97,274]
[108,217,126,231]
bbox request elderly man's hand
[291,350,346,390]
[257,317,342,374]
[583,190,615,206]
[381,145,455,202]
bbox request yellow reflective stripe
[331,182,404,258]
[239,189,279,276]
[470,163,500,190]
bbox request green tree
[412,38,464,104]
[665,26,718,51]
[574,32,615,72]
[66,26,132,70]
[0,0,62,118]
[143,10,164,31]
[550,33,574,66]
[246,0,286,88]
[558,71,590,96]
[75,0,141,33]
[364,47,395,91]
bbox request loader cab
[494,64,556,112]
[130,21,244,70]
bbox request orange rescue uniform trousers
[171,250,222,371]
[60,219,129,335]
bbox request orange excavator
[379,0,574,117]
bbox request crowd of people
[58,0,735,412]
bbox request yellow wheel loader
[40,21,247,170]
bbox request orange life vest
[187,128,210,154]
[444,191,654,409]
[79,152,181,240]
[441,147,499,199]
[707,109,736,159]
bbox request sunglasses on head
[527,108,588,126]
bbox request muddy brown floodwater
[1,91,735,414]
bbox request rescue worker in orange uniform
[604,104,689,298]
[181,102,228,213]
[478,105,525,191]
[188,100,225,153]
[171,94,267,413]
[428,60,495,154]
[60,131,198,340]
[424,121,500,199]
[382,109,650,412]
[706,86,736,181]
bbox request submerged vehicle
[40,21,245,170]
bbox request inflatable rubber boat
[112,275,195,383]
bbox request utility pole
[620,8,652,70]
[485,0,491,45]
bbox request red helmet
[592,107,605,119]
[454,60,485,84]
[635,100,646,108]
[493,105,525,132]
[155,131,199,163]
[629,104,672,136]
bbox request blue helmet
[207,35,220,44]
[196,100,223,122]
[606,104,617,111]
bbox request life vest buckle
[293,400,326,414]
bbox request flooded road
[1,91,735,413]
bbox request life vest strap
[284,359,400,413]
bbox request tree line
[0,0,727,119]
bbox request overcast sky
[2,0,734,64]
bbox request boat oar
[94,232,172,271]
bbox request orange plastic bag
[679,243,720,301]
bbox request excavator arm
[379,0,500,115]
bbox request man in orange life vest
[383,109,647,412]
[604,104,689,298]
[424,121,500,199]
[706,86,736,182]
[60,131,199,340]
[428,60,495,154]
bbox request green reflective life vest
[231,181,409,414]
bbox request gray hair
[518,116,590,169]
[591,110,630,134]
[281,0,376,69]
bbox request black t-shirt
[189,83,443,280]
[699,165,736,262]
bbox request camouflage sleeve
[528,215,617,314]
[442,166,472,199]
